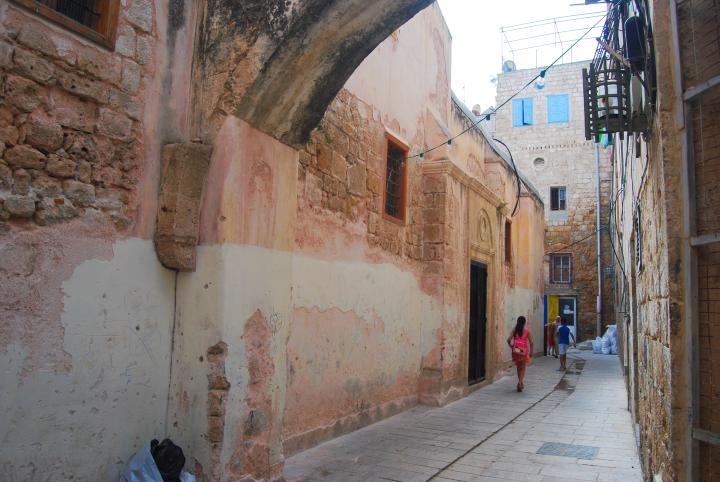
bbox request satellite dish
[502,60,516,73]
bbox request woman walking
[507,316,534,392]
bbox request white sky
[436,0,607,111]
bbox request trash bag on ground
[592,337,603,354]
[601,337,611,355]
[119,439,196,482]
[601,325,618,355]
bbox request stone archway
[156,0,434,270]
[193,0,435,146]
[157,2,437,480]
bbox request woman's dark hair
[514,316,527,337]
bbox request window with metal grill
[384,136,408,222]
[551,254,572,283]
[11,0,120,48]
[550,186,567,211]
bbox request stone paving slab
[284,353,642,482]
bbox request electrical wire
[491,137,522,217]
[547,226,607,255]
[393,11,608,165]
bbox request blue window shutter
[548,94,569,123]
[523,98,533,125]
[512,99,523,126]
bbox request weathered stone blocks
[4,145,46,170]
[4,195,35,217]
[154,142,213,271]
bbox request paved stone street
[284,353,642,482]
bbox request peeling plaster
[0,238,175,481]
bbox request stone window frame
[382,132,409,225]
[550,253,572,284]
[550,186,567,211]
[10,0,120,49]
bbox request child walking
[557,318,576,370]
[507,316,534,392]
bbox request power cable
[547,226,607,255]
[491,137,522,217]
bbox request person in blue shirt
[557,319,576,370]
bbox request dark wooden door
[468,262,488,384]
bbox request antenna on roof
[502,60,517,72]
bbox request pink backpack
[513,330,528,356]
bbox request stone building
[0,1,544,480]
[597,0,720,480]
[493,62,614,342]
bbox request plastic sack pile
[119,438,196,482]
[592,325,618,355]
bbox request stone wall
[493,62,614,341]
[0,1,199,479]
[610,0,720,480]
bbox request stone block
[17,24,58,60]
[331,152,347,180]
[4,195,36,218]
[317,144,332,173]
[32,172,62,197]
[207,390,226,417]
[207,416,224,443]
[34,197,78,225]
[97,109,132,141]
[0,163,12,190]
[0,126,20,146]
[4,145,46,170]
[121,59,141,94]
[135,35,154,65]
[114,24,136,58]
[77,46,122,84]
[12,168,31,195]
[3,75,43,112]
[13,48,54,85]
[77,160,92,183]
[423,224,444,243]
[20,114,64,152]
[109,88,141,120]
[57,71,110,104]
[347,164,366,196]
[422,174,445,193]
[154,142,213,271]
[0,41,13,68]
[126,0,154,32]
[63,179,95,206]
[50,89,98,133]
[95,187,128,210]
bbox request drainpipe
[595,142,603,338]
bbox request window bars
[37,0,100,28]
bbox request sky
[436,0,607,111]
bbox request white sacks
[602,325,618,355]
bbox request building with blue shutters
[492,61,614,343]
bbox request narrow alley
[285,353,641,482]
[1,0,718,480]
